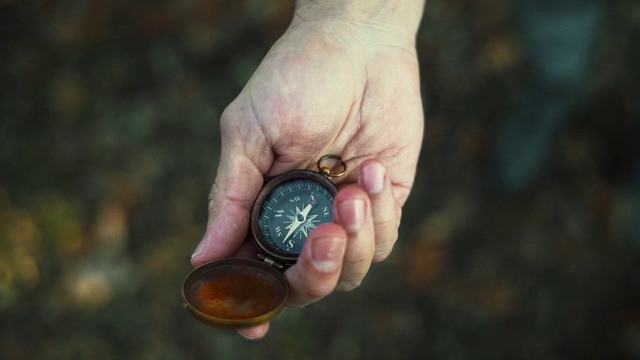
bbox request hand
[190,3,424,339]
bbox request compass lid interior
[182,258,288,328]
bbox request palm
[221,23,423,205]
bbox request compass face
[255,174,336,259]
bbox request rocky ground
[1,0,639,359]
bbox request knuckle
[344,253,372,269]
[304,284,333,299]
[297,273,334,299]
[344,241,375,266]
[372,209,399,234]
[336,278,362,292]
[372,230,398,263]
[372,246,393,263]
[207,181,225,215]
[221,101,241,121]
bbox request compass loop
[317,155,346,177]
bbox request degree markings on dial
[259,178,335,254]
[289,195,301,203]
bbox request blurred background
[1,0,639,359]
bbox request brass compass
[183,155,346,328]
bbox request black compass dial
[257,177,335,257]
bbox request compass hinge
[258,253,285,270]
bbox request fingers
[199,156,399,340]
[237,323,270,340]
[236,223,347,340]
[285,223,348,307]
[286,161,400,300]
[333,185,376,291]
[357,160,400,262]
[233,161,400,340]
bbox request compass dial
[256,177,335,258]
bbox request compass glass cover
[182,259,288,328]
[258,178,334,256]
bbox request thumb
[191,148,265,266]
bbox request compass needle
[283,218,300,242]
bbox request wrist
[293,0,425,44]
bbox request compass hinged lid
[182,258,288,329]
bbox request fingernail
[191,238,206,260]
[337,199,365,233]
[238,331,258,340]
[360,163,385,194]
[312,236,343,272]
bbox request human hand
[190,0,424,339]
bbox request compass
[251,170,338,265]
[183,155,346,328]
